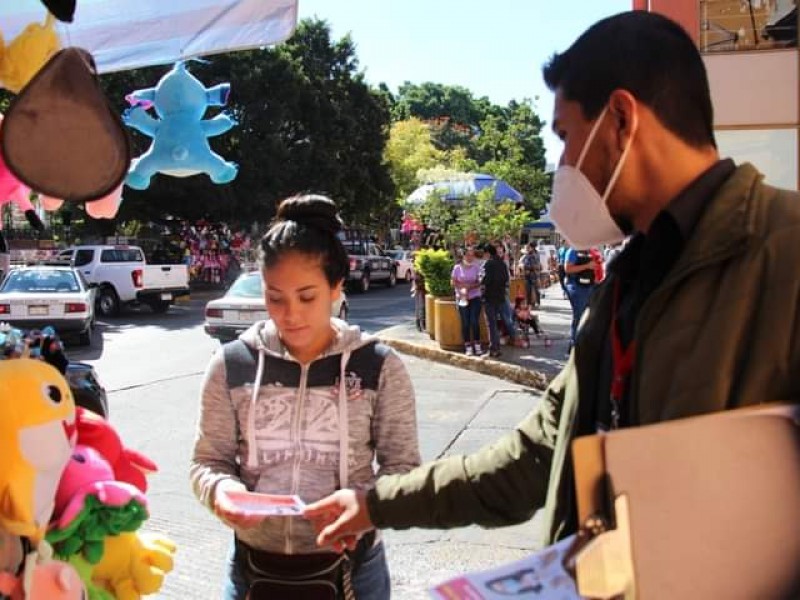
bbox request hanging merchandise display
[123,61,238,190]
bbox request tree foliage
[385,83,551,216]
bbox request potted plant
[414,248,453,339]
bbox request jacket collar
[669,162,759,277]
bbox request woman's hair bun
[276,194,343,235]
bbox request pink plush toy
[74,407,157,494]
[40,185,123,220]
[0,558,85,600]
[52,445,148,531]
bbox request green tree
[385,118,444,202]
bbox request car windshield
[1,269,80,293]
[227,274,263,298]
[388,250,405,260]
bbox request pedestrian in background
[480,244,517,357]
[190,194,420,599]
[564,246,596,346]
[451,246,484,356]
[518,242,542,307]
[411,265,426,332]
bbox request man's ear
[331,280,343,301]
[607,89,638,152]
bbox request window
[1,269,79,293]
[227,274,263,298]
[701,0,797,53]
[100,248,144,263]
[74,249,94,267]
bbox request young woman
[190,194,421,599]
[451,246,483,356]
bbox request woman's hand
[213,480,265,529]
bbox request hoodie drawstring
[338,351,351,489]
[247,349,265,468]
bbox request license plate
[238,311,255,321]
[160,293,172,301]
[28,305,48,316]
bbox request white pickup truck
[60,245,190,317]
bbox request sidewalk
[377,284,574,389]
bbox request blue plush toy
[122,62,238,190]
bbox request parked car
[204,271,349,343]
[387,249,414,282]
[65,244,190,317]
[341,239,396,292]
[0,266,96,345]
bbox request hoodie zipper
[286,363,309,554]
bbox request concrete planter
[435,298,490,351]
[425,294,437,339]
[509,277,525,301]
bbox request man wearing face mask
[304,11,800,551]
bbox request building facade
[635,0,799,190]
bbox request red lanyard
[609,279,636,429]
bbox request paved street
[65,284,543,598]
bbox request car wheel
[338,302,348,321]
[388,269,397,287]
[149,299,170,314]
[360,272,370,293]
[405,269,413,283]
[97,287,120,318]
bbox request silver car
[0,266,96,345]
[204,271,349,343]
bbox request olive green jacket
[367,164,800,545]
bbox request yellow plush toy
[0,13,60,93]
[91,531,176,600]
[0,358,76,544]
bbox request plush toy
[123,61,238,190]
[0,359,76,544]
[47,446,148,564]
[0,540,86,600]
[40,186,124,220]
[0,13,60,93]
[74,408,157,494]
[90,531,176,600]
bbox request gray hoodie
[190,319,420,554]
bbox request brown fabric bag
[1,47,130,202]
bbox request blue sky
[297,0,632,167]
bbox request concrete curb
[378,337,549,391]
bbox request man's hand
[213,480,264,529]
[303,490,374,549]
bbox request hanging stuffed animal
[0,358,76,544]
[122,61,238,190]
[0,13,60,94]
[40,185,124,220]
[74,407,157,493]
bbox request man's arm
[305,365,570,544]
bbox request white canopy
[1,0,298,74]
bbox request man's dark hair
[543,11,715,148]
[484,243,498,257]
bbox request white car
[0,266,96,345]
[204,271,349,343]
[388,249,414,282]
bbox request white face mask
[549,106,634,250]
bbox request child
[190,194,421,599]
[514,295,543,341]
[411,264,426,332]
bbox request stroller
[513,295,549,348]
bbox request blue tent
[406,173,523,204]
